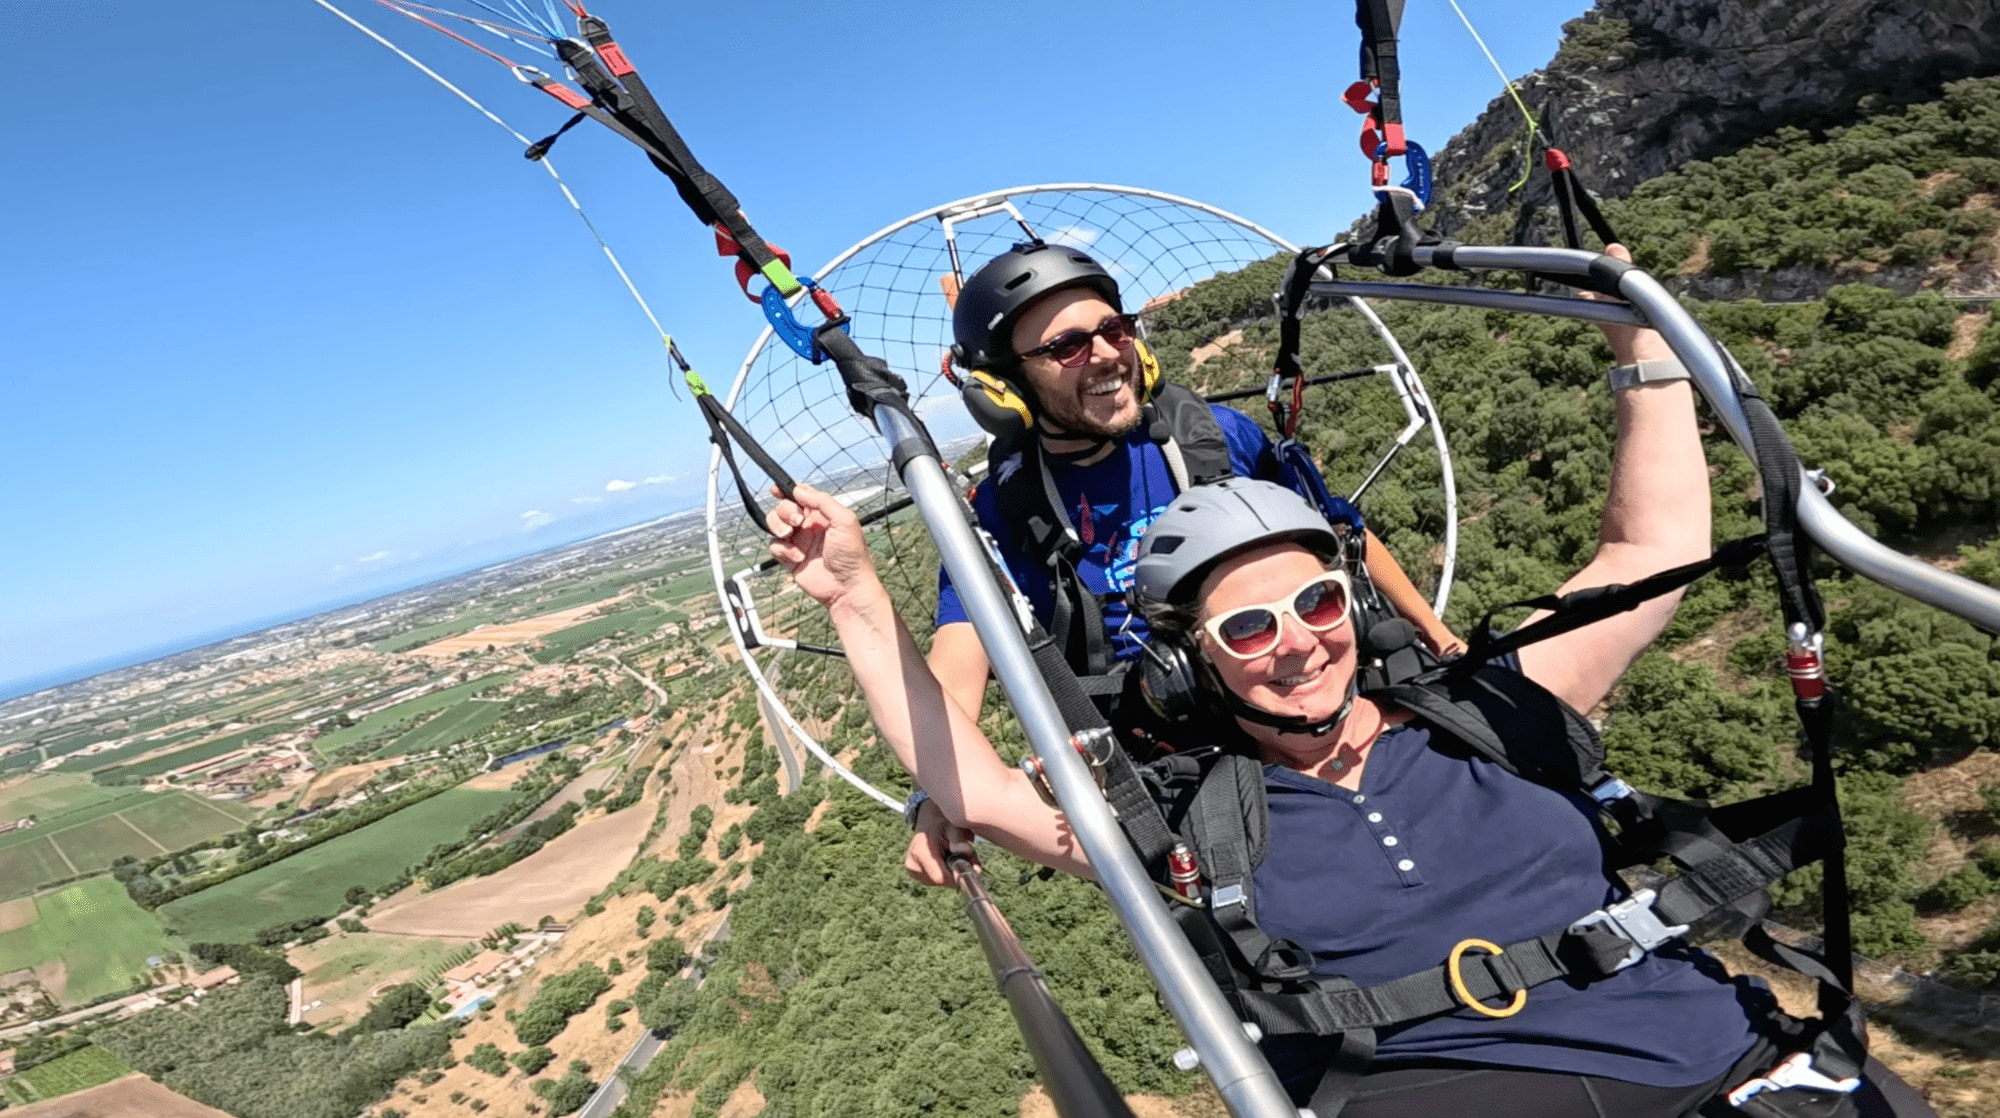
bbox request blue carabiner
[1373,139,1433,212]
[761,277,851,363]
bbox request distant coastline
[0,503,714,706]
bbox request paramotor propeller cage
[704,184,1462,818]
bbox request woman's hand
[1589,244,1675,367]
[766,484,878,612]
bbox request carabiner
[762,277,851,363]
[1373,139,1432,211]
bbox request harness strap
[684,362,795,534]
[1456,534,1768,672]
[555,18,793,294]
[1546,148,1620,250]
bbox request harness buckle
[1568,888,1688,972]
[1587,776,1635,805]
[1445,938,1527,1019]
[1724,1051,1861,1107]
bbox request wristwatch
[903,789,931,829]
[1607,357,1691,392]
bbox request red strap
[1380,123,1406,159]
[1342,80,1377,115]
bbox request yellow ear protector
[954,338,1163,441]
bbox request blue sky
[0,0,1585,697]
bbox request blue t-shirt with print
[933,405,1285,659]
[1250,713,1766,1094]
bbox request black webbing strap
[1547,148,1620,250]
[1273,245,1330,384]
[1348,191,1439,278]
[693,389,795,534]
[1354,0,1407,151]
[1454,535,1768,673]
[555,18,788,286]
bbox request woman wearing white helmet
[763,248,1931,1117]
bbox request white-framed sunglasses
[1199,570,1353,660]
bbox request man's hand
[766,484,878,613]
[903,797,978,887]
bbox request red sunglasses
[1016,313,1140,368]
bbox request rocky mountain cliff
[1429,0,2000,248]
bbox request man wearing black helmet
[906,241,1456,884]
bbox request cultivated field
[0,774,118,820]
[0,878,173,1004]
[528,603,671,664]
[407,601,608,658]
[0,790,249,900]
[376,698,509,758]
[309,674,514,757]
[366,803,651,937]
[89,724,276,780]
[0,1074,233,1118]
[156,787,519,943]
[0,1046,132,1106]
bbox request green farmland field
[530,604,670,663]
[51,724,210,773]
[0,1045,132,1106]
[0,789,249,899]
[376,698,510,758]
[0,878,174,1005]
[156,787,518,943]
[374,611,498,654]
[0,773,124,820]
[310,674,513,757]
[92,724,279,781]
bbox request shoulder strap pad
[1147,384,1235,487]
[1370,665,1609,793]
[988,434,1076,568]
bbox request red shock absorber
[1168,843,1203,902]
[1785,622,1827,702]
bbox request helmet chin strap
[1219,675,1358,737]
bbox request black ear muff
[1140,638,1206,723]
[961,367,1035,440]
[1134,338,1163,404]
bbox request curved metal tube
[877,408,1299,1118]
[1321,245,2000,633]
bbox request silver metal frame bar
[1318,245,2000,632]
[871,406,1300,1118]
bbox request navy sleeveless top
[1249,720,1766,1093]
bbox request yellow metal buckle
[1446,938,1527,1019]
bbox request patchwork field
[0,791,251,900]
[407,601,607,658]
[93,725,277,780]
[0,1046,132,1107]
[529,603,671,663]
[0,774,121,820]
[309,674,514,757]
[366,800,650,937]
[0,878,173,1004]
[156,787,519,943]
[376,698,509,758]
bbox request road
[756,689,803,793]
[574,1027,669,1118]
[574,920,727,1118]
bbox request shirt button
[1352,794,1366,804]
[1367,812,1383,823]
[1398,859,1415,872]
[1382,836,1399,847]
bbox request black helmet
[951,242,1121,371]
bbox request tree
[352,982,431,1034]
[466,1043,509,1076]
[511,1046,554,1075]
[532,1068,595,1117]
